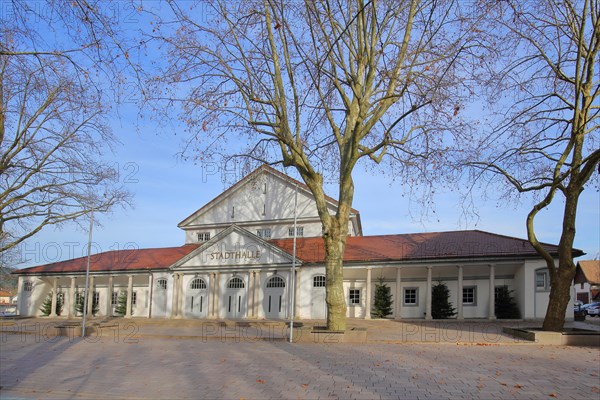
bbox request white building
[14,165,582,320]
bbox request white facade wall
[13,168,578,323]
[180,171,360,243]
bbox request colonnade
[363,264,497,320]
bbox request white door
[153,279,169,317]
[311,289,327,319]
[225,277,246,319]
[311,275,327,319]
[187,278,208,318]
[264,276,286,319]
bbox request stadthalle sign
[209,249,261,260]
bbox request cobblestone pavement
[1,332,599,399]
[2,317,599,344]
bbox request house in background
[0,289,15,305]
[12,165,585,321]
[574,260,600,304]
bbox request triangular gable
[172,225,300,270]
[177,165,358,228]
[576,260,600,285]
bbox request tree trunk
[542,182,580,331]
[542,265,576,331]
[323,222,348,331]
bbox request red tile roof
[270,230,582,264]
[576,260,600,284]
[14,245,200,275]
[13,230,582,275]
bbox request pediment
[172,225,297,270]
[177,165,344,228]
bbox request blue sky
[16,112,599,268]
[9,1,599,269]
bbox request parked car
[574,301,586,321]
[586,302,600,317]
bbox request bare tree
[0,1,136,254]
[148,0,475,330]
[466,0,599,331]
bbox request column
[171,274,178,318]
[147,273,153,318]
[87,275,95,317]
[425,266,432,320]
[107,276,114,317]
[126,275,133,318]
[16,276,23,316]
[175,273,183,319]
[395,268,402,320]
[68,277,76,318]
[248,270,256,318]
[489,264,496,320]
[365,267,372,319]
[49,277,58,317]
[209,272,216,318]
[253,271,259,317]
[213,272,220,319]
[457,265,464,320]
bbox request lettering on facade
[209,250,261,261]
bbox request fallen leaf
[256,379,265,384]
[549,394,557,398]
[514,384,523,389]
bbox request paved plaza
[1,320,599,399]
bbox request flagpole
[289,184,298,343]
[81,210,94,338]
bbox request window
[288,227,304,237]
[112,291,119,305]
[404,288,418,306]
[23,281,33,292]
[313,275,326,288]
[131,291,137,306]
[197,232,211,242]
[266,276,285,288]
[256,228,272,239]
[190,278,207,289]
[228,277,245,289]
[93,292,100,305]
[231,206,235,219]
[535,269,550,291]
[57,292,64,302]
[463,286,477,305]
[157,279,167,290]
[349,289,361,305]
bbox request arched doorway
[153,278,169,317]
[311,274,327,319]
[187,277,208,318]
[263,275,286,319]
[225,277,246,319]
